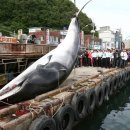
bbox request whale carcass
[0,0,92,105]
[0,17,81,105]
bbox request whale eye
[11,84,17,89]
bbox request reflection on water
[72,81,130,130]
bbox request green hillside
[0,0,94,36]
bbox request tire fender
[54,105,74,130]
[119,73,125,88]
[102,82,109,101]
[107,78,114,96]
[117,73,122,89]
[95,86,104,107]
[71,92,88,120]
[113,76,118,91]
[29,115,56,130]
[86,87,96,113]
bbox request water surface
[72,81,130,130]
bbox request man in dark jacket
[114,50,120,67]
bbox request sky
[70,0,130,40]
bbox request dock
[0,66,130,130]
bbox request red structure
[29,28,61,44]
[29,27,101,49]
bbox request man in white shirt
[120,49,128,68]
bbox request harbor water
[72,80,130,130]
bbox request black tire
[95,86,104,107]
[127,69,130,80]
[124,71,128,82]
[86,87,96,113]
[101,82,109,101]
[117,73,122,89]
[114,75,120,90]
[71,93,88,120]
[54,105,74,130]
[124,71,128,83]
[119,73,125,88]
[112,76,118,91]
[29,115,56,130]
[107,77,114,96]
[125,71,129,81]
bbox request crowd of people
[76,49,130,68]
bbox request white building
[124,37,130,49]
[99,26,115,49]
[29,27,42,33]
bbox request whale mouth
[0,85,21,101]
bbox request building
[84,35,102,50]
[124,37,130,49]
[98,26,115,49]
[115,29,122,50]
[29,27,61,45]
[28,27,102,49]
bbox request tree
[0,0,97,36]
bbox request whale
[0,0,93,105]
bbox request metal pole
[92,24,94,49]
[82,25,89,30]
[91,23,95,49]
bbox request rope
[52,96,64,117]
[25,103,46,119]
[0,100,13,106]
[39,100,54,116]
[26,96,64,118]
[87,80,97,86]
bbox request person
[127,50,130,62]
[79,54,83,67]
[102,50,106,67]
[106,49,111,68]
[97,50,103,67]
[120,49,128,68]
[88,50,92,66]
[92,50,98,67]
[110,49,115,67]
[82,52,87,66]
[114,50,120,67]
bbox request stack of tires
[29,88,96,130]
[29,70,130,130]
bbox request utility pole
[81,23,95,49]
[91,23,95,49]
[81,24,92,47]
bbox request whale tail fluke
[76,0,93,17]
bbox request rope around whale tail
[76,0,93,17]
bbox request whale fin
[36,55,52,70]
[47,55,52,62]
[41,55,52,66]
